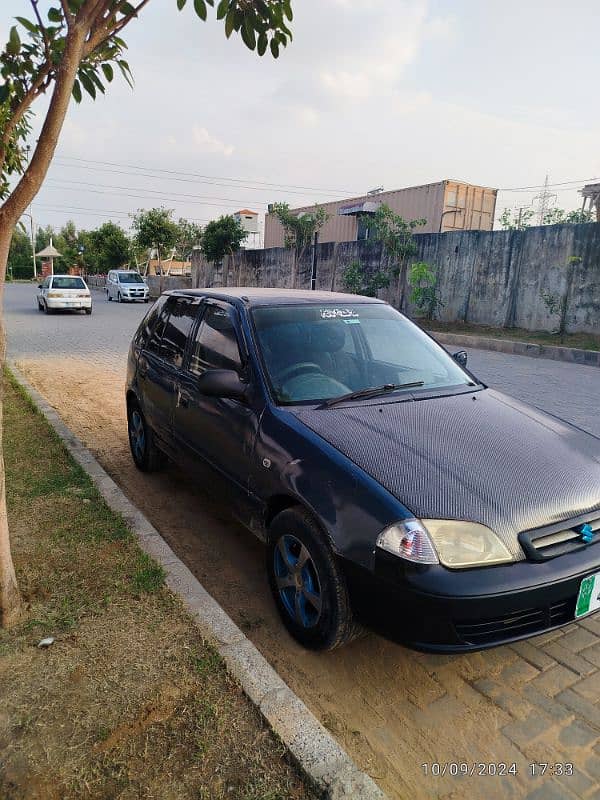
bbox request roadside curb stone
[8,361,386,800]
[429,331,600,368]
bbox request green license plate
[575,573,600,618]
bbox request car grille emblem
[579,523,594,544]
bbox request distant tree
[542,208,595,225]
[499,208,535,230]
[270,202,328,288]
[342,259,390,298]
[86,221,130,273]
[408,261,443,319]
[7,227,33,279]
[176,218,203,260]
[201,215,246,264]
[131,207,180,266]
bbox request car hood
[291,389,600,560]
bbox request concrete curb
[429,330,600,368]
[8,362,386,800]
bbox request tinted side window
[160,297,199,368]
[146,302,171,355]
[189,305,241,374]
[136,298,164,349]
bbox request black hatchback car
[126,288,600,652]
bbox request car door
[174,300,264,522]
[137,295,200,450]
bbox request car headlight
[376,519,513,568]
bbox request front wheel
[117,292,122,303]
[127,401,164,472]
[85,307,92,315]
[267,507,363,650]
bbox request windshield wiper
[319,381,424,409]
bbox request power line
[499,176,600,192]
[44,177,268,210]
[55,154,358,196]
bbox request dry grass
[423,319,600,352]
[0,374,316,800]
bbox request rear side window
[160,297,200,368]
[189,305,241,374]
[146,302,171,355]
[136,297,165,349]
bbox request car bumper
[46,298,92,309]
[343,543,600,652]
[121,293,149,301]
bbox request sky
[4,0,600,239]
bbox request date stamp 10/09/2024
[421,762,574,779]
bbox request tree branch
[60,0,72,25]
[30,0,51,64]
[85,0,151,54]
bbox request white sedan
[37,275,92,315]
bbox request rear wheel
[127,401,164,472]
[267,507,363,650]
[85,307,92,315]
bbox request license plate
[575,573,600,618]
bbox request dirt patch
[13,357,565,799]
[1,373,315,800]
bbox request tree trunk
[0,23,87,627]
[0,228,21,627]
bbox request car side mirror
[453,350,468,368]
[38,284,42,289]
[195,369,247,401]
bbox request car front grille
[455,597,576,646]
[519,513,600,562]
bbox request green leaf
[0,82,9,104]
[283,0,293,21]
[193,0,207,20]
[216,0,229,19]
[101,63,114,82]
[270,38,279,58]
[7,26,21,57]
[257,31,267,56]
[118,60,134,88]
[48,7,62,22]
[241,17,256,50]
[120,2,137,14]
[72,79,82,103]
[177,0,186,9]
[15,16,38,34]
[224,8,235,37]
[79,71,96,99]
[89,70,105,94]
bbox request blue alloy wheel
[129,409,146,462]
[273,534,322,628]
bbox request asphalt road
[5,282,600,436]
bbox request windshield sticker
[320,308,359,320]
[343,318,361,324]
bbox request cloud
[191,126,234,157]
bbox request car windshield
[51,277,86,290]
[252,303,474,405]
[118,272,144,283]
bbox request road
[5,282,600,800]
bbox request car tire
[267,507,363,651]
[45,303,53,314]
[85,307,92,315]
[107,292,112,301]
[117,292,122,303]
[127,401,164,472]
[37,301,43,311]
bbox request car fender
[255,406,413,571]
